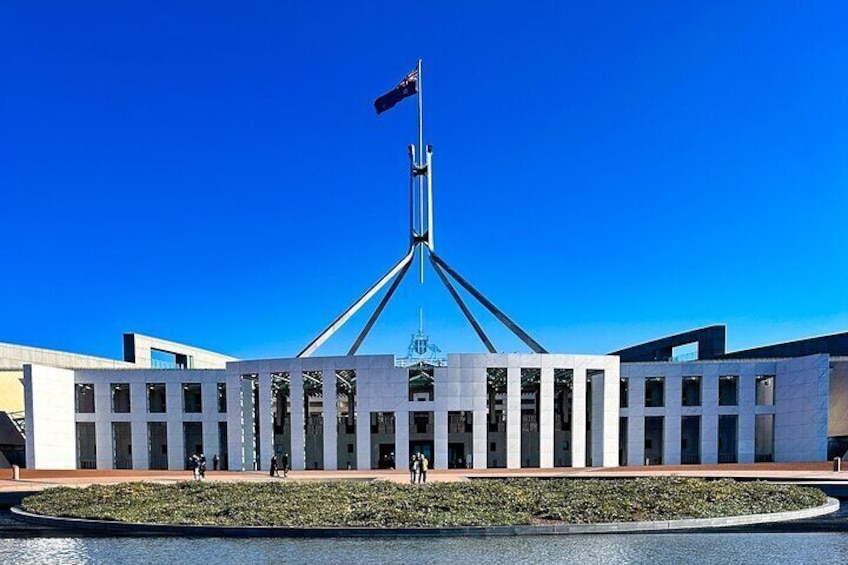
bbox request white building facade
[620,354,829,466]
[23,351,832,471]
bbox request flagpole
[417,58,424,284]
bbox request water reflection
[1,533,847,565]
[1,537,90,565]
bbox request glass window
[718,415,738,463]
[148,422,168,470]
[76,422,97,469]
[755,414,775,462]
[111,383,131,413]
[183,383,202,413]
[620,378,629,408]
[680,415,701,464]
[644,416,664,465]
[218,421,229,470]
[682,376,701,406]
[217,383,227,413]
[755,375,775,406]
[719,376,738,406]
[183,422,203,466]
[112,421,133,469]
[147,383,166,413]
[645,377,664,408]
[75,384,95,413]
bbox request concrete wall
[123,334,236,369]
[0,370,24,414]
[24,364,76,469]
[828,359,848,437]
[0,342,135,370]
[773,355,829,462]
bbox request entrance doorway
[448,442,467,468]
[378,443,396,469]
[409,440,433,466]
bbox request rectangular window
[755,375,775,406]
[644,416,664,465]
[147,383,166,413]
[682,376,701,407]
[151,349,179,369]
[183,383,202,413]
[520,368,541,439]
[111,383,131,413]
[412,411,431,434]
[719,376,738,406]
[217,383,227,413]
[218,421,229,471]
[486,368,507,468]
[620,378,629,408]
[619,416,628,466]
[755,414,775,462]
[304,371,324,470]
[680,415,701,464]
[112,422,133,469]
[718,415,738,463]
[75,384,95,413]
[147,422,168,470]
[184,422,203,467]
[645,377,664,408]
[76,422,96,469]
[671,342,698,362]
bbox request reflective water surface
[1,533,847,565]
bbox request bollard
[834,457,842,473]
[12,464,19,480]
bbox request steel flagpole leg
[417,59,424,283]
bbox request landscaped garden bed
[21,477,826,528]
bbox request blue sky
[2,2,847,360]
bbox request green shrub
[21,477,826,528]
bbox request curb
[10,498,839,537]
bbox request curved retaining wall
[11,498,839,538]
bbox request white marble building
[620,354,829,465]
[22,350,835,471]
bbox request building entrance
[448,442,466,468]
[410,440,433,465]
[378,443,396,469]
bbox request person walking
[213,453,220,471]
[281,453,289,478]
[189,454,200,481]
[199,454,207,481]
[419,454,429,484]
[270,454,280,477]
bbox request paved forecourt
[2,462,848,491]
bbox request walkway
[2,462,846,493]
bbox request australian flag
[374,69,418,114]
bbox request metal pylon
[296,63,547,358]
